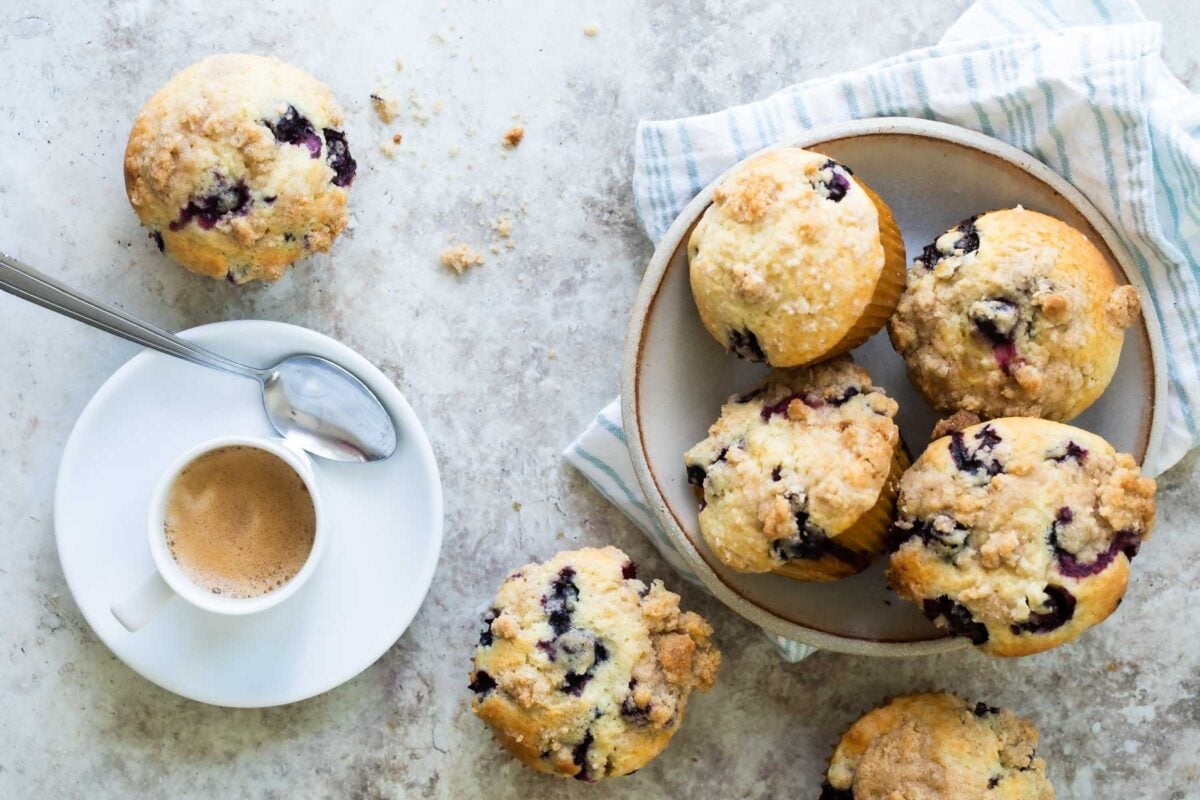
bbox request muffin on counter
[468,546,720,782]
[688,146,906,367]
[889,207,1140,421]
[683,357,906,581]
[125,54,357,284]
[820,693,1054,799]
[888,416,1156,657]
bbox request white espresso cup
[111,435,325,632]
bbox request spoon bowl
[263,355,397,462]
[0,251,398,463]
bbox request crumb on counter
[394,58,404,72]
[502,124,525,148]
[392,132,403,144]
[440,243,486,273]
[410,90,432,124]
[512,501,522,512]
[448,144,461,157]
[490,216,512,238]
[370,93,400,123]
[583,22,600,36]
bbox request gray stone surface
[1,1,1198,797]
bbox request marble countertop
[2,1,1198,797]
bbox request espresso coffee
[164,445,316,598]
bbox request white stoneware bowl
[622,117,1165,656]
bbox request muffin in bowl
[889,207,1140,421]
[688,147,906,367]
[683,357,906,581]
[821,693,1054,799]
[468,547,720,781]
[124,53,357,284]
[888,416,1156,657]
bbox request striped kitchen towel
[565,0,1200,662]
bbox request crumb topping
[502,125,525,148]
[440,243,486,273]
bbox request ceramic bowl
[621,117,1165,656]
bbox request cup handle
[111,570,176,632]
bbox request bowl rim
[620,116,1167,657]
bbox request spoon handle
[0,251,265,381]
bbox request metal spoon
[0,251,397,462]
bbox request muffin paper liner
[823,180,907,359]
[773,440,911,583]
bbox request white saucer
[55,320,443,707]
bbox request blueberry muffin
[468,547,720,781]
[125,54,357,284]
[688,147,906,367]
[683,357,906,581]
[889,417,1156,657]
[821,693,1054,799]
[889,207,1141,421]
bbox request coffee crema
[164,445,316,599]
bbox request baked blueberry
[170,179,251,231]
[923,596,989,645]
[544,567,579,636]
[322,128,356,187]
[1010,585,1076,635]
[726,327,766,362]
[265,105,322,157]
[948,425,1003,477]
[468,670,496,695]
[1048,440,1089,464]
[813,159,853,202]
[914,215,981,272]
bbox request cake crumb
[379,142,397,158]
[491,216,513,239]
[392,133,403,145]
[370,93,400,124]
[502,125,525,148]
[394,59,404,72]
[930,410,982,439]
[547,349,557,360]
[440,243,485,273]
[583,22,600,36]
[555,530,565,540]
[448,144,461,157]
[490,243,501,254]
[410,90,432,124]
[512,501,522,512]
